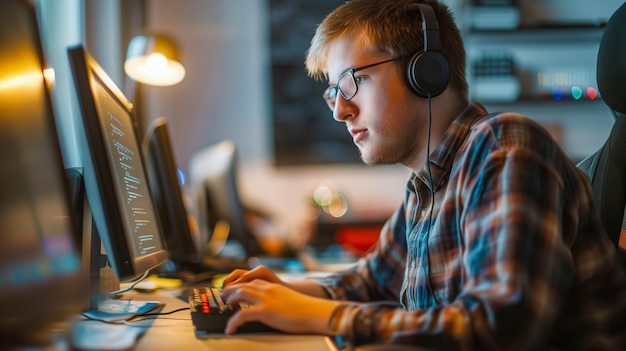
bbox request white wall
[37,0,83,168]
[144,0,269,168]
[38,0,128,169]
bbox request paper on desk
[83,298,161,322]
[72,320,145,351]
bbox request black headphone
[406,3,450,98]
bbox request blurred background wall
[38,0,622,244]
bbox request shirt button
[410,261,416,269]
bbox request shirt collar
[413,102,489,191]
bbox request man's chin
[359,150,382,166]
[360,156,374,166]
[359,146,397,166]
[357,147,372,165]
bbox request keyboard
[188,287,280,334]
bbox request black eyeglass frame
[323,57,402,110]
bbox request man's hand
[221,279,341,335]
[222,265,284,287]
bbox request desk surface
[70,287,339,351]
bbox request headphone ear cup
[406,51,450,98]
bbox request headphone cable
[425,93,438,305]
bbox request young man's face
[326,32,428,167]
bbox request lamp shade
[124,34,185,86]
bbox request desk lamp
[124,34,185,136]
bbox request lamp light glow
[124,35,185,87]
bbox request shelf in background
[466,26,604,45]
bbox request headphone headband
[406,3,450,98]
[418,3,440,52]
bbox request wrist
[288,280,328,298]
[310,299,343,335]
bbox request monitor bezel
[68,45,169,282]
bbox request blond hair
[305,0,468,101]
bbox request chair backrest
[577,2,626,253]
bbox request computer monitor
[189,140,264,258]
[68,45,169,282]
[0,0,86,344]
[142,117,200,265]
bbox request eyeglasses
[323,57,401,111]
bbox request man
[221,0,626,349]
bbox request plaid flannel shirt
[318,102,626,350]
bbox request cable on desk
[103,269,151,297]
[130,307,191,319]
[80,307,191,325]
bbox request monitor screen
[68,45,169,282]
[189,140,264,258]
[143,117,200,265]
[0,0,86,344]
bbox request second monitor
[142,117,199,265]
[143,118,251,277]
[188,140,266,259]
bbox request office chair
[577,2,626,257]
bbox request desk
[71,288,339,351]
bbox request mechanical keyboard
[188,287,280,334]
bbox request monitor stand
[65,168,121,309]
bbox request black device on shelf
[68,45,169,283]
